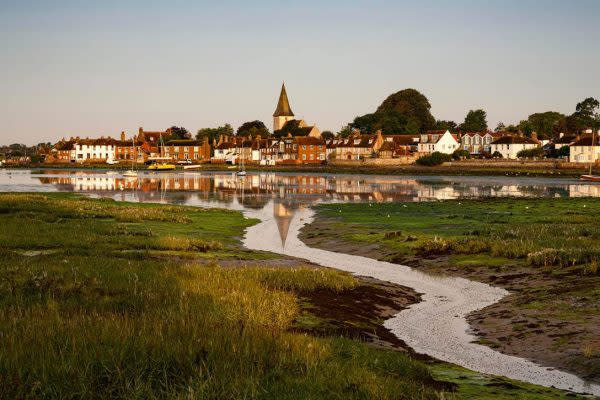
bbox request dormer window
[354,139,360,145]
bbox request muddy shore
[299,216,600,384]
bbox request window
[310,154,314,160]
[310,145,314,150]
[302,145,306,150]
[184,153,189,159]
[302,154,306,160]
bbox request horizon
[2,1,599,145]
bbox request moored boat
[580,174,600,182]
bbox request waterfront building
[569,132,600,163]
[418,130,460,154]
[163,138,211,163]
[489,135,540,159]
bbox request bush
[452,149,470,160]
[517,148,545,159]
[492,151,503,158]
[416,152,453,166]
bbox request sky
[1,0,599,145]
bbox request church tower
[273,82,295,132]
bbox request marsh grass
[0,194,441,399]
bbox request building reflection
[33,171,600,248]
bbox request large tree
[236,120,270,137]
[349,88,436,134]
[321,130,335,140]
[526,112,565,138]
[167,126,191,140]
[436,120,458,131]
[196,124,234,143]
[460,109,488,132]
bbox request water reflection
[1,169,600,249]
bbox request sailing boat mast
[591,129,596,176]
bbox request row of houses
[45,126,600,166]
[45,127,212,164]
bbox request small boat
[148,162,176,171]
[236,153,247,177]
[147,134,176,171]
[580,175,600,182]
[123,138,138,177]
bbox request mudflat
[300,198,600,383]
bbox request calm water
[2,168,599,249]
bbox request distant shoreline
[4,162,597,178]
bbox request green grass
[0,193,445,399]
[309,197,600,387]
[316,198,600,273]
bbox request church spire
[273,82,294,117]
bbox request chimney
[559,132,564,139]
[120,131,126,141]
[138,127,143,135]
[531,131,538,142]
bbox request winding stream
[242,204,600,396]
[3,169,600,395]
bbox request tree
[495,122,506,132]
[526,112,565,138]
[321,130,335,139]
[460,109,487,132]
[517,120,533,136]
[436,120,458,131]
[348,88,436,134]
[337,125,353,138]
[168,126,191,140]
[573,97,600,130]
[236,120,270,137]
[196,124,234,143]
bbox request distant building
[163,139,211,163]
[489,135,540,159]
[460,131,505,154]
[569,132,600,163]
[418,130,460,154]
[273,83,295,132]
[74,137,118,163]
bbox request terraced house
[163,139,211,163]
[460,131,505,155]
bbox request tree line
[155,91,600,143]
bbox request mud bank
[242,205,600,396]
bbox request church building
[272,83,321,138]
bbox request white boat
[123,137,138,177]
[236,153,247,176]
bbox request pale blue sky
[1,0,599,144]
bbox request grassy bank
[302,197,600,384]
[0,194,589,399]
[0,193,446,399]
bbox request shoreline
[5,163,598,178]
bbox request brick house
[295,136,326,163]
[163,139,211,163]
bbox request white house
[490,135,540,159]
[569,133,600,163]
[418,130,459,154]
[460,132,506,154]
[74,138,118,163]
